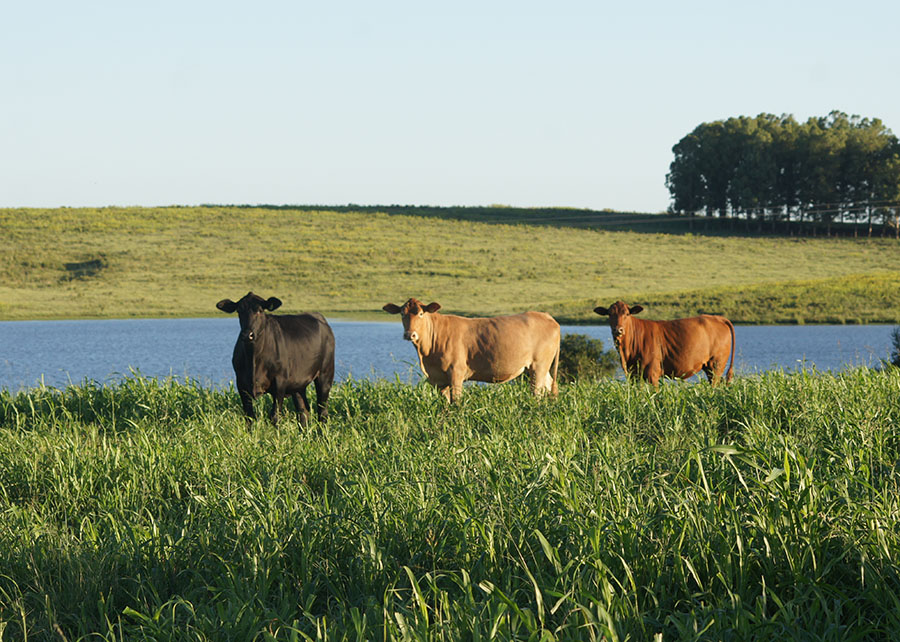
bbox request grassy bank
[2,371,900,639]
[1,206,899,323]
[558,273,900,325]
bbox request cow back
[235,312,335,395]
[267,312,335,372]
[627,314,732,380]
[429,311,559,383]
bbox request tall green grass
[1,371,899,640]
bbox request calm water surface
[0,318,895,391]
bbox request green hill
[1,206,899,323]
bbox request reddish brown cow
[593,301,735,385]
[383,298,560,402]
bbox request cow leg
[644,364,662,387]
[703,359,724,385]
[527,367,539,396]
[269,391,285,426]
[528,364,554,397]
[238,389,255,425]
[292,387,311,428]
[429,373,462,403]
[447,368,465,404]
[527,367,541,396]
[626,360,643,381]
[313,373,332,423]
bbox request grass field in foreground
[1,206,900,323]
[2,370,900,640]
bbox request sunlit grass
[561,272,900,325]
[2,206,899,323]
[1,370,899,639]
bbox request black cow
[216,292,335,427]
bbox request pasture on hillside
[1,206,899,323]
[1,370,899,640]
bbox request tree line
[666,112,900,236]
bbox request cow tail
[726,319,736,383]
[551,338,560,396]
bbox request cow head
[216,292,282,343]
[593,300,643,349]
[382,298,441,345]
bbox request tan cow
[382,298,560,402]
[593,301,735,385]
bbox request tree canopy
[666,112,900,235]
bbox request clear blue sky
[3,0,898,212]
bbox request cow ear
[217,299,237,313]
[383,303,402,314]
[424,302,441,313]
[629,305,644,315]
[593,306,609,316]
[265,297,282,311]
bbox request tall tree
[874,138,900,236]
[666,129,706,215]
[728,115,777,223]
[667,112,900,235]
[770,114,802,223]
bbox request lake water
[0,318,895,391]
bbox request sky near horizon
[3,1,898,213]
